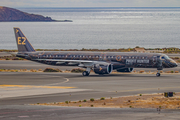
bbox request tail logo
[18,37,26,45]
[99,67,102,71]
[16,29,19,33]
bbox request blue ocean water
[0,7,180,50]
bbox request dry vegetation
[0,69,42,72]
[35,93,180,109]
[43,68,62,72]
[71,68,86,73]
[0,56,24,60]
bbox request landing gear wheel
[156,73,161,77]
[82,71,89,76]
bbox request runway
[0,72,180,119]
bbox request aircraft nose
[174,62,178,67]
[171,60,178,67]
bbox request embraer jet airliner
[14,28,177,77]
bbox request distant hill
[0,6,55,22]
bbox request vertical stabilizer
[14,27,36,52]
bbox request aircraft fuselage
[17,51,177,70]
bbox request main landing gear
[82,68,91,76]
[82,71,89,76]
[156,70,161,77]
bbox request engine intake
[93,64,113,74]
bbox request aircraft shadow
[63,73,172,78]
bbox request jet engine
[117,68,134,72]
[93,64,113,74]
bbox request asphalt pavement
[0,72,180,119]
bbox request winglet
[14,27,36,52]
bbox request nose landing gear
[156,73,161,77]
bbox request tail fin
[14,27,36,52]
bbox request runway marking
[45,78,69,86]
[0,85,75,89]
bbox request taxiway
[0,72,180,119]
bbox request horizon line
[14,6,180,9]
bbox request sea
[1,7,180,50]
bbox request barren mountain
[0,6,54,22]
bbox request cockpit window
[161,55,170,59]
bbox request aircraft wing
[35,59,110,68]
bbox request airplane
[14,27,178,77]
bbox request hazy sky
[1,0,180,7]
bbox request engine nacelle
[93,64,113,74]
[117,68,134,72]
